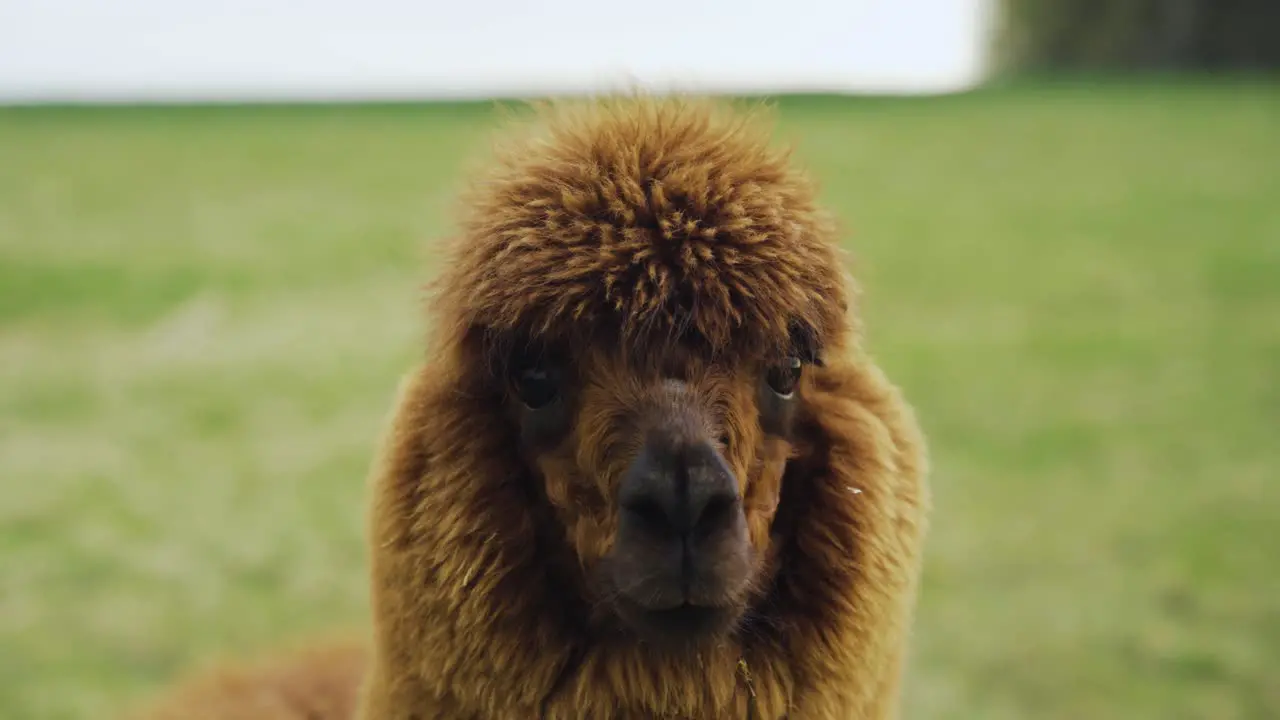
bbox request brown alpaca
[137,95,929,720]
[135,639,367,720]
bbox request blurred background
[1,1,1276,718]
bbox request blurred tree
[998,0,1280,72]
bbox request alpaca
[135,639,367,720]
[138,95,930,720]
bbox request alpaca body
[135,641,366,720]
[357,98,928,719]
[138,96,929,720]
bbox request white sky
[0,0,995,102]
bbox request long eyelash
[788,322,823,366]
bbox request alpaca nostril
[619,439,741,539]
[624,496,672,532]
[692,493,739,536]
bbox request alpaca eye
[765,356,803,398]
[513,366,559,409]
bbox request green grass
[2,79,1278,720]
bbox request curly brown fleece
[137,95,930,720]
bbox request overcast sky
[0,0,994,102]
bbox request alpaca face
[505,338,810,644]
[436,97,849,647]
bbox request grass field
[2,78,1277,720]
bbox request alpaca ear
[771,352,930,716]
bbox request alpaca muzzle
[605,380,753,641]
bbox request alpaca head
[431,97,851,647]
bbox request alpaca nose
[619,436,740,539]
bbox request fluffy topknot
[434,96,851,363]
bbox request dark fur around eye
[759,358,802,439]
[506,346,573,447]
[765,356,803,398]
[759,323,818,439]
[505,341,564,410]
[513,366,559,409]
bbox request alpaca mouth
[616,597,737,644]
[647,603,724,629]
